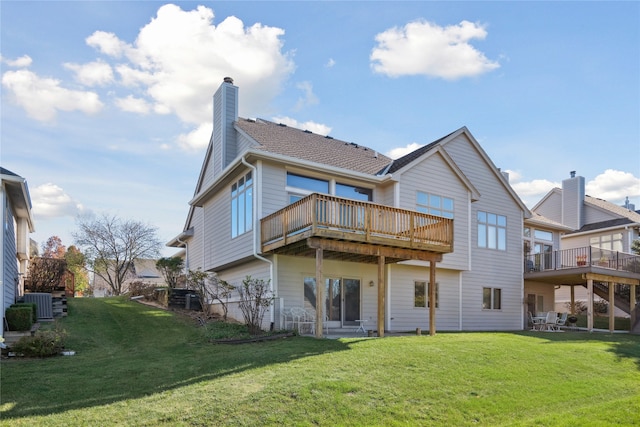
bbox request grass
[1,297,639,426]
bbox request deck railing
[524,246,640,274]
[261,193,453,253]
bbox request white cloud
[86,30,129,57]
[64,60,114,86]
[294,81,318,110]
[586,169,640,203]
[3,54,33,67]
[325,58,336,68]
[31,183,85,219]
[115,95,152,114]
[177,123,213,151]
[271,116,331,136]
[370,19,500,79]
[385,142,424,159]
[85,4,294,140]
[1,69,103,122]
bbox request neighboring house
[92,259,166,297]
[169,78,532,336]
[1,167,35,337]
[524,172,640,331]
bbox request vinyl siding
[584,204,618,224]
[260,161,288,217]
[387,265,461,331]
[442,134,524,330]
[535,192,562,224]
[203,168,255,271]
[210,260,272,329]
[395,152,470,270]
[184,207,205,271]
[3,200,18,313]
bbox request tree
[65,245,89,295]
[237,276,273,335]
[25,257,67,293]
[73,213,162,296]
[156,257,184,289]
[41,236,66,259]
[186,269,234,320]
[632,239,640,255]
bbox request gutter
[240,156,275,326]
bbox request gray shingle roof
[384,131,455,174]
[235,118,393,175]
[585,195,640,223]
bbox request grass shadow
[0,298,352,420]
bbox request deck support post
[429,260,437,336]
[377,255,385,338]
[630,284,636,332]
[587,278,594,331]
[570,285,575,314]
[315,247,324,338]
[608,281,615,333]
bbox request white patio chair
[555,312,568,330]
[528,311,544,331]
[544,311,558,331]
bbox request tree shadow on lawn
[1,320,353,420]
[514,330,640,370]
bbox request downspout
[176,236,188,272]
[241,156,275,326]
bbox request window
[336,183,372,201]
[590,233,623,252]
[534,230,553,241]
[482,287,501,310]
[523,227,531,237]
[286,173,329,203]
[417,192,454,218]
[414,281,438,308]
[478,211,506,250]
[231,172,253,238]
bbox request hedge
[11,302,37,323]
[5,306,34,331]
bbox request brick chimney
[561,171,585,230]
[213,77,238,175]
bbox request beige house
[169,78,533,336]
[92,259,166,297]
[524,173,640,332]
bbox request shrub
[11,302,37,323]
[11,327,68,357]
[128,280,156,299]
[565,300,587,314]
[237,276,273,335]
[593,299,609,314]
[5,306,33,331]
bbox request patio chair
[528,311,544,331]
[544,311,558,331]
[555,312,568,330]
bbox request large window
[478,211,506,250]
[417,192,454,218]
[483,287,501,310]
[414,281,439,308]
[231,172,253,238]
[590,233,623,252]
[286,173,329,203]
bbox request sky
[2,1,639,257]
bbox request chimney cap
[223,77,234,84]
[570,171,576,178]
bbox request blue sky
[2,1,639,255]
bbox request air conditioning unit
[23,293,54,321]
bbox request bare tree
[186,269,234,321]
[237,276,273,335]
[73,213,162,296]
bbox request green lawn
[2,298,639,426]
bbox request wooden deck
[260,193,453,261]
